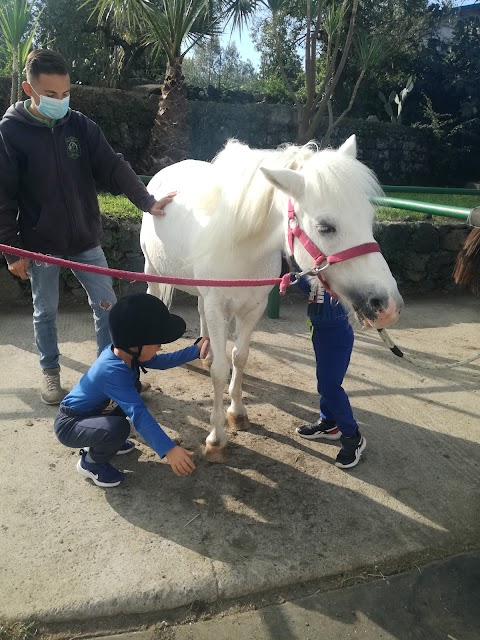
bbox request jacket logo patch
[66,136,81,159]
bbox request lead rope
[377,328,480,370]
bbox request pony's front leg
[227,300,267,430]
[198,297,212,368]
[203,300,229,463]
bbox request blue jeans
[29,246,117,370]
[311,320,358,436]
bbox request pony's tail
[453,228,480,294]
[147,281,174,308]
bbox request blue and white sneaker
[116,439,136,455]
[82,439,136,456]
[76,450,124,488]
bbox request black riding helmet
[108,293,186,357]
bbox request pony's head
[261,135,404,328]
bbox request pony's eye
[316,223,336,234]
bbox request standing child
[294,276,366,469]
[54,293,210,487]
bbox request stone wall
[0,78,438,185]
[1,217,471,309]
[187,102,436,185]
[374,220,470,291]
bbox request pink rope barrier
[0,244,286,288]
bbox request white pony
[140,136,403,462]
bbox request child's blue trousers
[311,320,358,436]
[54,405,130,463]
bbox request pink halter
[280,199,382,295]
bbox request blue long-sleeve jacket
[61,344,199,458]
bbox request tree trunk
[297,105,318,145]
[294,0,359,146]
[17,67,23,102]
[10,50,19,106]
[142,57,189,175]
[116,45,146,90]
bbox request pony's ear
[260,167,305,199]
[338,135,357,158]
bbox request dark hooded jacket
[0,102,155,263]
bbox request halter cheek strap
[287,201,325,265]
[285,199,382,295]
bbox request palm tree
[0,0,42,105]
[86,0,250,172]
[87,0,387,165]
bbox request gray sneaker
[41,367,68,405]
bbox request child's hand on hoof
[166,445,196,476]
[196,337,210,359]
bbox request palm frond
[146,0,220,60]
[222,0,259,31]
[323,0,346,38]
[354,30,390,71]
[85,0,259,66]
[0,0,38,58]
[81,0,153,30]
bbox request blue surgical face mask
[31,86,70,120]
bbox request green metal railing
[372,197,471,220]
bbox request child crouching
[54,293,209,487]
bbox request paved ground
[85,552,480,640]
[167,551,480,640]
[0,293,479,634]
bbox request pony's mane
[453,228,480,294]
[197,139,381,254]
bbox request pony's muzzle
[352,291,404,329]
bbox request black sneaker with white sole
[335,431,366,469]
[296,419,341,441]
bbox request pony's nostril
[370,297,384,311]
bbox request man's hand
[8,258,30,281]
[165,445,196,476]
[149,191,177,216]
[196,337,210,359]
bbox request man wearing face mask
[0,49,175,404]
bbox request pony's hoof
[227,412,251,431]
[204,444,228,463]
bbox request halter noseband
[280,199,381,295]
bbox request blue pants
[311,320,358,436]
[28,246,117,370]
[54,405,130,463]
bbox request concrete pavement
[107,552,478,640]
[0,294,479,629]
